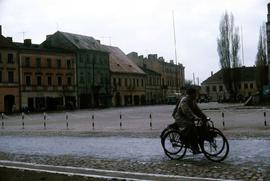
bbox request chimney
[24,39,32,46]
[96,40,100,44]
[211,71,213,76]
[0,25,2,35]
[6,37,13,42]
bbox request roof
[0,35,17,49]
[201,66,257,85]
[103,45,145,74]
[58,31,107,52]
[15,42,73,54]
[140,66,161,76]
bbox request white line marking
[0,160,240,181]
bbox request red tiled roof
[103,45,145,74]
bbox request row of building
[0,26,185,113]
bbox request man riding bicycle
[173,87,207,154]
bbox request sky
[0,0,269,83]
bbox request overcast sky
[0,0,268,83]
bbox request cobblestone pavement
[0,151,268,180]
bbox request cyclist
[173,87,207,154]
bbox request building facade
[128,52,185,103]
[0,26,20,113]
[103,45,146,106]
[201,67,258,102]
[140,66,162,104]
[16,39,76,111]
[42,31,111,108]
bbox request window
[244,83,248,89]
[47,76,52,86]
[36,58,41,68]
[137,79,139,87]
[26,76,31,86]
[238,84,242,90]
[0,71,2,82]
[118,78,121,86]
[212,85,217,92]
[67,60,71,69]
[47,58,51,68]
[67,77,72,86]
[57,59,61,69]
[0,53,2,63]
[25,57,30,67]
[206,86,210,92]
[8,54,14,64]
[57,77,62,86]
[219,85,223,91]
[113,78,116,86]
[37,76,42,86]
[8,71,14,83]
[141,79,144,87]
[250,83,253,89]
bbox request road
[0,136,269,168]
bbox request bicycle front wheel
[201,129,229,162]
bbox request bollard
[22,112,25,129]
[1,113,4,129]
[222,112,225,129]
[66,113,69,129]
[120,112,122,129]
[43,112,46,129]
[264,112,267,127]
[92,114,95,130]
[149,113,152,130]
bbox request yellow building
[103,45,146,106]
[128,52,185,103]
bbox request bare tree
[217,12,241,101]
[255,23,268,95]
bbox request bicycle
[160,118,229,162]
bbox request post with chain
[222,112,225,129]
[92,114,95,130]
[66,112,69,129]
[264,111,267,127]
[120,112,122,129]
[43,112,46,130]
[22,112,25,129]
[149,113,152,130]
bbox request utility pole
[172,10,179,93]
[19,31,26,41]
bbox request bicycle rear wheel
[201,129,229,162]
[161,130,186,160]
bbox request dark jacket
[174,95,206,126]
